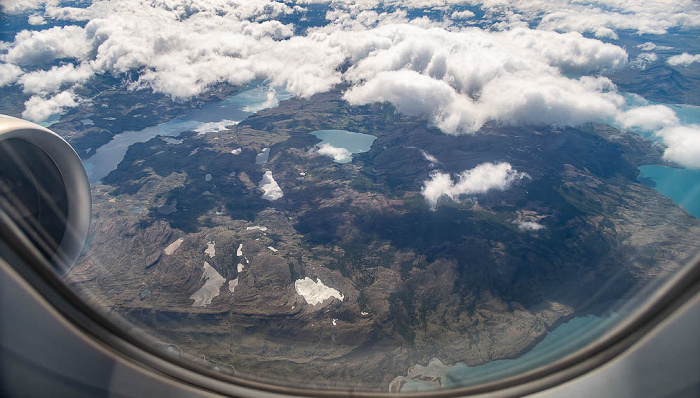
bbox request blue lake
[83,84,290,183]
[310,129,377,163]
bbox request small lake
[83,84,291,183]
[310,129,377,163]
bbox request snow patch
[228,278,239,294]
[246,225,268,231]
[268,246,278,253]
[259,170,283,200]
[237,243,243,257]
[190,262,225,307]
[164,238,183,255]
[231,148,242,155]
[294,277,344,306]
[204,241,216,258]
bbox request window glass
[1,0,699,393]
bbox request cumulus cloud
[0,63,23,87]
[524,0,700,36]
[346,71,625,134]
[630,52,658,69]
[616,105,679,132]
[242,87,280,112]
[656,125,700,169]
[637,42,673,51]
[28,15,47,25]
[22,90,79,122]
[0,0,50,13]
[18,63,93,95]
[317,143,352,163]
[304,0,700,38]
[668,53,700,66]
[422,162,528,209]
[342,24,628,134]
[4,26,90,65]
[451,10,475,20]
[0,0,696,141]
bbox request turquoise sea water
[638,165,700,219]
[83,84,290,183]
[629,100,700,220]
[401,314,618,392]
[310,129,377,163]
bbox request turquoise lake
[310,129,377,163]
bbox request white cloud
[502,29,627,74]
[525,0,700,36]
[516,221,545,231]
[616,105,679,132]
[342,25,627,134]
[194,119,239,135]
[451,10,475,20]
[28,14,47,25]
[420,150,438,164]
[4,26,90,65]
[346,69,625,135]
[0,63,23,87]
[630,52,658,69]
[242,87,280,112]
[0,0,50,13]
[421,162,528,209]
[18,63,93,95]
[656,125,700,169]
[22,90,79,122]
[668,53,700,66]
[637,42,673,51]
[0,0,695,138]
[316,143,353,163]
[637,42,657,51]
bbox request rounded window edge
[2,211,699,398]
